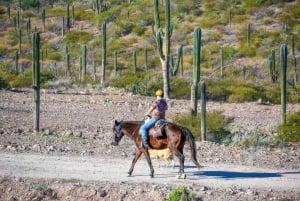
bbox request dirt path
[1,153,299,192]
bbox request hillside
[0,0,299,92]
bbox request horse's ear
[114,120,119,125]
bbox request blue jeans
[140,118,159,139]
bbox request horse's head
[111,120,124,146]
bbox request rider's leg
[140,118,158,148]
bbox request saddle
[149,119,168,138]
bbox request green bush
[8,69,54,88]
[206,79,265,102]
[65,31,93,45]
[277,111,300,142]
[166,186,197,201]
[228,132,272,147]
[228,86,261,102]
[21,0,39,9]
[171,111,232,142]
[47,52,63,61]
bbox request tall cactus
[101,22,106,85]
[291,34,297,87]
[32,32,41,131]
[144,46,148,70]
[280,43,287,125]
[153,0,172,98]
[15,50,19,74]
[82,45,87,80]
[191,27,201,116]
[220,47,224,78]
[26,17,31,37]
[41,9,46,32]
[201,81,206,141]
[114,50,118,76]
[133,50,137,73]
[18,28,22,54]
[268,49,277,83]
[66,3,71,31]
[247,23,251,47]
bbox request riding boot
[141,138,149,148]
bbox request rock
[32,144,41,152]
[97,190,107,197]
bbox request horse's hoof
[176,174,186,179]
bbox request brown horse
[112,120,201,178]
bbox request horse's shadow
[193,170,282,180]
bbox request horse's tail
[181,126,202,169]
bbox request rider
[140,89,168,148]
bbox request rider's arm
[145,102,157,116]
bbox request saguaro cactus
[280,43,287,125]
[133,50,137,73]
[191,27,201,116]
[32,32,41,131]
[220,47,224,78]
[153,0,172,98]
[15,50,19,74]
[101,22,106,85]
[268,49,277,83]
[114,50,118,76]
[144,46,148,70]
[291,34,297,87]
[201,81,206,141]
[41,9,46,32]
[82,45,87,79]
[247,23,251,47]
[66,3,71,31]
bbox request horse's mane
[122,120,143,126]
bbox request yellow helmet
[155,89,163,96]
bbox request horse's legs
[128,149,143,176]
[143,149,154,178]
[172,148,186,179]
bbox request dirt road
[1,153,299,192]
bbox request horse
[112,120,202,179]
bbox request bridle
[114,121,124,144]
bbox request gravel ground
[0,88,299,201]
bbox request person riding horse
[140,89,168,148]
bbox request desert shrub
[65,31,93,45]
[206,82,231,101]
[21,0,39,9]
[171,111,232,142]
[169,77,191,99]
[228,86,261,102]
[0,71,15,89]
[277,111,300,142]
[228,132,272,147]
[47,52,63,61]
[74,8,95,21]
[9,69,54,88]
[111,21,134,37]
[265,84,300,104]
[166,186,197,201]
[132,26,146,36]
